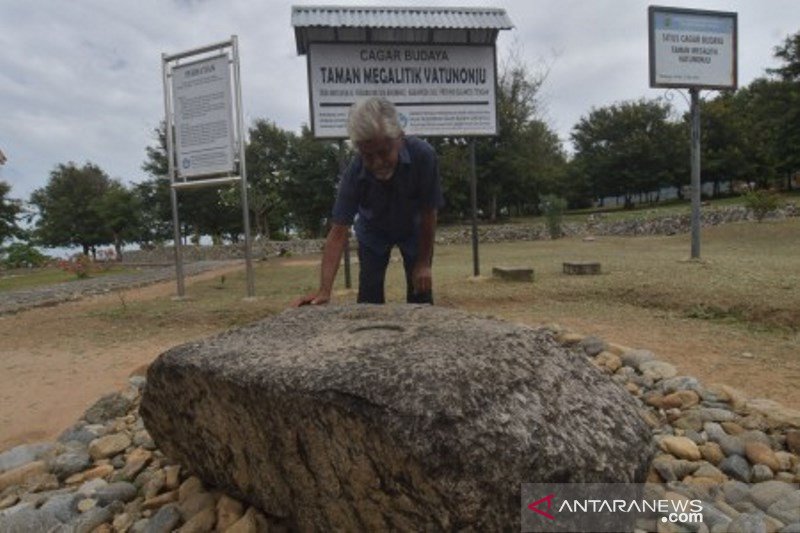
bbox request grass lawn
[0,265,134,293]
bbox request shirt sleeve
[330,158,360,226]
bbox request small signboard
[307,43,497,138]
[649,6,737,90]
[171,55,235,178]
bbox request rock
[719,455,751,483]
[95,481,139,506]
[141,469,165,499]
[620,349,656,370]
[673,413,704,432]
[766,491,800,525]
[118,448,152,481]
[0,504,61,532]
[640,360,678,381]
[142,490,179,510]
[785,431,800,455]
[177,507,216,533]
[693,463,727,483]
[722,422,746,435]
[133,430,156,451]
[113,512,136,532]
[750,481,797,511]
[746,442,782,472]
[144,503,182,533]
[741,430,773,446]
[700,443,726,465]
[131,518,150,533]
[39,492,80,524]
[660,436,702,461]
[178,476,204,503]
[658,376,702,395]
[164,465,181,490]
[727,512,767,533]
[78,497,98,513]
[579,336,607,357]
[58,424,100,446]
[49,449,92,480]
[225,507,268,533]
[774,452,795,472]
[0,443,55,474]
[141,305,655,530]
[0,494,19,510]
[73,505,113,533]
[0,460,48,492]
[752,465,776,483]
[594,351,622,373]
[129,376,147,390]
[69,464,115,485]
[89,434,132,460]
[652,456,700,482]
[84,392,134,425]
[685,430,706,445]
[216,495,244,531]
[556,332,583,345]
[178,491,215,522]
[78,477,108,496]
[662,391,701,410]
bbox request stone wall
[122,204,798,263]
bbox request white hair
[347,97,403,144]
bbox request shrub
[539,195,568,239]
[58,253,93,279]
[743,190,781,222]
[1,242,50,269]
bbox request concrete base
[492,266,534,282]
[563,262,601,275]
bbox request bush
[743,190,781,222]
[57,253,111,279]
[539,195,568,239]
[1,242,50,269]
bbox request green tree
[95,180,142,260]
[571,99,686,208]
[140,123,241,245]
[243,120,293,238]
[283,126,342,237]
[769,30,800,81]
[0,181,23,245]
[30,162,113,255]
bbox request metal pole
[469,139,480,276]
[162,53,185,297]
[690,88,702,259]
[337,140,352,289]
[232,36,255,298]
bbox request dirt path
[0,264,246,451]
[2,261,798,452]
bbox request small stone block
[492,267,534,282]
[563,262,601,275]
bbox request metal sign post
[470,140,480,276]
[690,88,701,259]
[161,36,255,298]
[648,6,737,260]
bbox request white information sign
[171,55,235,178]
[308,43,497,138]
[649,6,737,89]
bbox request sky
[0,0,798,202]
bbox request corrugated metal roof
[292,5,513,54]
[292,5,513,30]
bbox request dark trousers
[356,239,433,305]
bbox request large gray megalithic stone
[140,305,654,530]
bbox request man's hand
[292,291,330,307]
[412,263,432,294]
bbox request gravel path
[0,261,235,316]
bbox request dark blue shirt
[331,136,444,243]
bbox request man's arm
[292,223,350,306]
[412,208,437,294]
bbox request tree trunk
[114,234,123,261]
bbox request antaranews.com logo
[521,483,704,532]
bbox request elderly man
[294,97,444,306]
